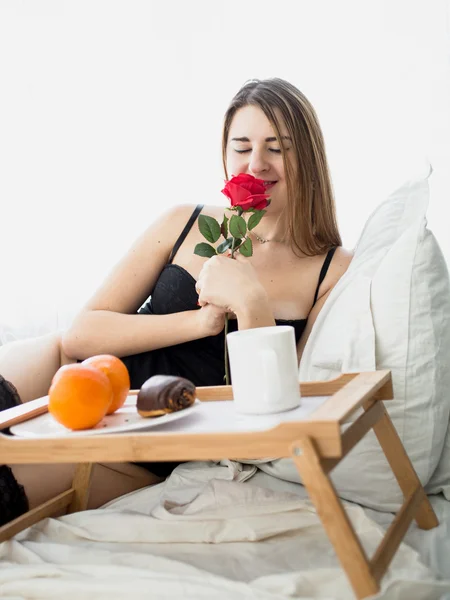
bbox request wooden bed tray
[0,370,438,599]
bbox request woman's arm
[62,310,216,360]
[62,205,223,360]
[195,254,276,331]
[233,287,276,330]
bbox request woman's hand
[195,303,227,337]
[195,254,267,315]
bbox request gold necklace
[254,232,271,244]
[253,231,284,244]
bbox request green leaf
[198,215,221,243]
[230,237,243,252]
[221,214,229,239]
[239,237,253,257]
[194,243,217,258]
[229,215,247,239]
[247,210,266,231]
[217,237,233,254]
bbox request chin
[266,193,286,213]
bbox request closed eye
[234,148,282,154]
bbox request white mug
[226,325,301,415]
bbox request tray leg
[67,462,93,513]
[291,436,379,600]
[372,403,438,530]
[0,489,74,542]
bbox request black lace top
[121,205,335,389]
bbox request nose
[248,149,269,175]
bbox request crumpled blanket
[1,460,449,599]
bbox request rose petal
[252,197,270,211]
[222,175,270,211]
[229,174,266,196]
[221,181,252,207]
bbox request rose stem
[223,235,238,386]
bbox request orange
[49,364,112,430]
[82,354,130,414]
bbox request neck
[249,212,286,244]
[252,231,283,244]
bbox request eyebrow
[231,136,291,142]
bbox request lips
[263,181,277,190]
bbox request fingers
[224,248,247,262]
[195,279,206,306]
[195,276,211,308]
[202,302,227,315]
[225,249,245,261]
[198,255,232,281]
[195,256,218,296]
[196,254,241,308]
[229,250,246,262]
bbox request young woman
[0,77,352,524]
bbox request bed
[1,373,450,600]
[1,465,449,599]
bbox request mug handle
[260,348,282,407]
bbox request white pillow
[427,427,450,499]
[258,168,450,511]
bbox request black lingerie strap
[168,204,204,264]
[312,247,337,305]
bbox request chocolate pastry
[137,375,196,418]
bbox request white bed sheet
[250,470,450,582]
[1,461,450,600]
[367,493,450,582]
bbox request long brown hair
[222,78,342,256]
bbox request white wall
[0,0,449,334]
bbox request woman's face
[226,105,293,212]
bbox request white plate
[9,395,201,438]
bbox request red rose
[221,174,270,211]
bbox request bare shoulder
[331,246,353,275]
[134,203,209,253]
[146,203,202,241]
[158,204,226,230]
[320,246,353,296]
[200,204,228,219]
[79,203,201,315]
